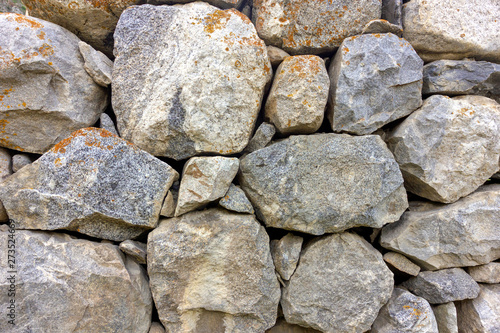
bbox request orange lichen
[6,13,44,29]
[201,10,232,34]
[38,43,54,57]
[37,31,46,40]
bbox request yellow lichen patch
[5,13,44,29]
[202,10,232,34]
[37,31,46,40]
[403,305,423,317]
[38,43,55,57]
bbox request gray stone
[0,13,108,154]
[119,239,147,265]
[0,127,179,241]
[0,227,152,332]
[467,262,500,284]
[381,0,402,27]
[328,33,423,135]
[241,4,252,19]
[160,190,176,217]
[402,0,500,62]
[11,153,34,173]
[145,0,244,9]
[0,200,7,222]
[422,60,500,103]
[383,252,421,276]
[281,232,394,332]
[242,122,276,154]
[147,209,280,333]
[239,133,408,235]
[401,268,480,304]
[99,113,119,136]
[432,303,458,333]
[252,0,381,55]
[265,55,329,135]
[0,147,11,181]
[361,19,403,36]
[113,3,271,160]
[0,0,25,14]
[267,45,290,66]
[175,156,239,216]
[380,185,500,270]
[387,95,500,203]
[219,183,254,214]
[149,322,166,333]
[270,233,303,280]
[371,288,438,333]
[266,318,321,333]
[456,284,500,333]
[79,41,113,87]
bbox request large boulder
[0,128,178,241]
[113,3,272,160]
[0,13,108,153]
[147,209,280,333]
[239,133,408,235]
[456,284,500,333]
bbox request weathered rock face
[0,147,11,181]
[402,0,500,62]
[242,122,276,154]
[270,233,303,281]
[267,45,290,66]
[219,183,254,214]
[265,55,329,135]
[467,262,500,284]
[371,288,438,333]
[0,128,178,241]
[99,113,119,136]
[456,284,500,333]
[328,33,423,135]
[381,0,402,27]
[0,13,108,154]
[146,0,244,9]
[380,185,500,270]
[387,95,500,203]
[432,303,458,333]
[252,0,381,55]
[361,19,403,36]
[148,209,280,333]
[383,251,421,276]
[266,319,322,333]
[79,41,113,87]
[11,153,34,173]
[113,3,272,160]
[119,240,147,265]
[239,133,408,235]
[281,232,394,332]
[0,227,152,333]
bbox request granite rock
[456,284,500,333]
[467,262,500,284]
[145,0,244,9]
[361,19,403,36]
[270,233,303,280]
[219,183,254,214]
[99,113,119,136]
[149,322,166,333]
[160,190,176,217]
[432,303,458,333]
[242,122,276,154]
[267,45,290,66]
[381,0,402,27]
[266,318,321,333]
[79,41,113,87]
[119,240,147,265]
[11,153,34,173]
[383,252,421,276]
[0,147,11,181]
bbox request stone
[281,232,394,332]
[175,156,239,216]
[148,208,280,333]
[0,201,7,222]
[371,288,438,333]
[252,0,381,55]
[0,128,179,241]
[239,133,408,235]
[361,19,403,36]
[456,284,500,333]
[119,239,147,265]
[422,60,500,103]
[383,252,421,276]
[11,153,34,172]
[381,0,402,27]
[402,0,500,62]
[145,0,244,9]
[0,13,108,154]
[113,3,272,160]
[219,183,254,214]
[386,95,500,203]
[380,185,500,270]
[265,55,329,135]
[328,33,423,135]
[0,227,152,332]
[0,0,25,14]
[270,233,303,280]
[432,303,458,333]
[401,268,480,304]
[160,190,176,217]
[266,318,321,333]
[99,113,119,136]
[267,45,290,67]
[79,41,113,87]
[149,322,165,333]
[242,122,276,154]
[467,262,500,284]
[0,147,11,181]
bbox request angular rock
[160,190,176,217]
[0,227,152,332]
[387,95,500,203]
[175,156,239,216]
[270,233,303,280]
[11,153,34,172]
[371,288,438,333]
[0,13,108,153]
[219,183,254,214]
[239,134,408,235]
[281,232,394,332]
[0,128,178,241]
[467,262,500,284]
[381,0,402,27]
[113,3,272,160]
[432,303,458,333]
[242,122,276,154]
[265,55,329,135]
[383,251,421,276]
[456,284,500,333]
[0,147,11,181]
[267,45,290,66]
[380,185,500,270]
[149,322,165,333]
[328,33,423,135]
[79,41,113,87]
[99,113,119,136]
[402,0,500,62]
[148,209,280,333]
[0,200,7,222]
[422,60,500,103]
[253,0,381,55]
[361,19,403,36]
[266,318,321,333]
[146,0,244,9]
[119,240,147,265]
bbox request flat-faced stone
[270,233,303,280]
[267,45,290,66]
[79,41,113,87]
[432,303,458,333]
[242,122,276,154]
[467,262,500,284]
[383,251,421,276]
[361,19,403,36]
[119,240,147,265]
[219,183,254,214]
[456,284,500,333]
[11,153,34,173]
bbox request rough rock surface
[371,288,438,333]
[267,45,290,66]
[99,113,119,136]
[0,147,11,181]
[387,95,500,203]
[402,0,500,62]
[145,0,244,9]
[266,318,321,333]
[148,209,280,333]
[467,262,500,284]
[328,33,423,135]
[456,284,500,333]
[175,156,239,216]
[11,153,33,172]
[432,303,458,333]
[0,128,179,241]
[0,227,152,332]
[252,0,381,55]
[361,19,403,36]
[242,122,275,154]
[79,41,113,87]
[422,60,500,103]
[281,232,394,332]
[270,233,303,280]
[113,3,272,160]
[380,185,500,270]
[160,190,176,217]
[219,183,254,214]
[239,133,408,235]
[149,322,166,333]
[119,240,147,265]
[0,13,108,153]
[381,0,402,27]
[383,251,421,276]
[265,55,329,135]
